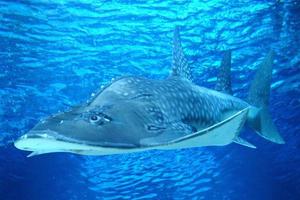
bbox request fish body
[96,75,249,135]
[14,27,284,157]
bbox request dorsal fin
[215,51,232,94]
[171,27,192,81]
[248,50,273,107]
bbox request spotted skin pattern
[93,76,249,134]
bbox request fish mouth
[14,129,138,157]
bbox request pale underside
[14,108,249,157]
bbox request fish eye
[88,113,112,125]
[89,115,101,123]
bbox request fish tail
[247,50,285,144]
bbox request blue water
[0,0,300,199]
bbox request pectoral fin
[27,151,53,157]
[140,122,194,146]
[233,136,256,149]
[156,107,249,150]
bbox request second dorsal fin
[215,51,232,95]
[171,27,192,81]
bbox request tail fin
[247,51,285,144]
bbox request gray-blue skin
[29,76,247,147]
[14,27,284,155]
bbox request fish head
[14,99,161,156]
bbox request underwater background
[0,0,299,199]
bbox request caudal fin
[247,51,285,144]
